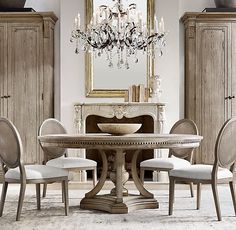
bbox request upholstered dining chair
[169,117,236,221]
[140,119,198,197]
[0,117,69,221]
[38,118,97,198]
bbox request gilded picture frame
[85,0,155,97]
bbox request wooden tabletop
[38,133,203,150]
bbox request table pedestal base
[80,194,159,214]
[80,149,159,214]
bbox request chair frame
[38,118,97,197]
[169,118,236,221]
[0,118,69,221]
[140,119,198,197]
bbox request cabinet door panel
[231,22,236,117]
[0,24,7,117]
[8,24,43,164]
[196,24,230,163]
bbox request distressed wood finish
[182,12,236,163]
[8,23,43,164]
[0,24,7,118]
[39,133,202,214]
[0,12,57,179]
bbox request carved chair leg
[36,184,41,210]
[169,177,175,216]
[62,179,69,216]
[229,181,236,216]
[189,182,194,198]
[140,168,145,184]
[0,182,8,217]
[92,168,97,187]
[42,183,47,198]
[16,182,26,221]
[197,183,201,210]
[211,182,222,221]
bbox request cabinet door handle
[225,96,235,100]
[0,95,11,99]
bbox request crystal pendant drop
[117,61,121,69]
[75,48,79,54]
[108,61,113,68]
[125,61,129,69]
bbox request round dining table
[39,133,203,214]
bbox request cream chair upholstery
[140,156,191,170]
[140,119,198,197]
[0,118,69,221]
[38,118,97,197]
[169,118,236,221]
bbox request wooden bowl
[97,123,142,135]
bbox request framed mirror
[85,0,155,97]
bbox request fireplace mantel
[74,102,166,181]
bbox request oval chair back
[214,117,236,173]
[38,118,67,161]
[169,119,198,160]
[0,117,22,170]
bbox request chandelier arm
[87,37,99,49]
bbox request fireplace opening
[85,115,154,180]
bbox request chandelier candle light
[70,0,166,69]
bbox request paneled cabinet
[182,13,236,164]
[0,12,57,167]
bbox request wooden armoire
[182,12,236,164]
[0,12,57,171]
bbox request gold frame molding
[85,0,155,97]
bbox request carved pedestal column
[109,151,129,196]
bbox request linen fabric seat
[5,165,68,181]
[169,165,232,180]
[140,156,191,170]
[0,117,69,221]
[169,118,236,221]
[38,118,97,197]
[46,157,97,170]
[140,119,198,198]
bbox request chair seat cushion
[169,164,233,180]
[140,156,191,170]
[46,157,97,169]
[5,165,68,181]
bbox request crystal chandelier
[70,0,166,69]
